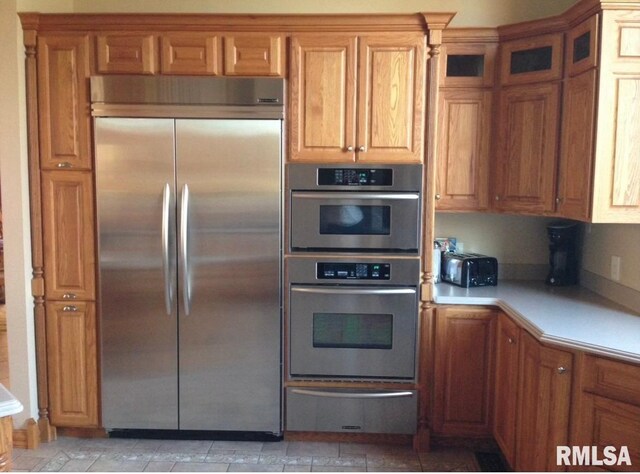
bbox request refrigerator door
[96,118,179,430]
[176,119,281,432]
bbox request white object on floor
[0,383,23,417]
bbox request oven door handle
[291,192,419,200]
[291,286,416,296]
[291,389,414,399]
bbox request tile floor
[12,437,481,472]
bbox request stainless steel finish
[56,162,72,168]
[62,293,76,299]
[162,183,172,317]
[291,389,413,399]
[92,104,284,120]
[557,366,567,374]
[291,287,416,296]
[91,76,284,107]
[62,305,77,312]
[358,146,365,152]
[292,192,419,201]
[179,184,191,317]
[286,388,417,434]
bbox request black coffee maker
[546,221,579,286]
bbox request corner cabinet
[288,33,425,163]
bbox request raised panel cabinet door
[357,34,425,163]
[161,33,221,75]
[515,332,572,472]
[493,313,519,468]
[37,35,91,170]
[46,301,98,427]
[432,307,496,436]
[289,35,357,162]
[436,89,491,210]
[494,82,560,213]
[96,34,157,74]
[557,69,597,221]
[224,34,284,76]
[41,171,95,301]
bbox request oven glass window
[313,313,393,350]
[318,205,390,235]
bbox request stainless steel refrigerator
[93,77,283,434]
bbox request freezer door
[176,119,282,432]
[96,118,179,430]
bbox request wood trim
[414,304,435,452]
[12,419,39,450]
[442,28,500,43]
[284,431,413,445]
[497,16,568,41]
[56,427,107,438]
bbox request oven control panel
[316,262,391,280]
[317,168,393,186]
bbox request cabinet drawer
[97,34,157,74]
[286,388,417,434]
[582,355,640,406]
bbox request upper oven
[287,164,423,253]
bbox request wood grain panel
[432,307,495,437]
[611,79,640,207]
[499,33,563,86]
[161,34,220,75]
[224,34,283,76]
[46,302,98,427]
[37,35,91,170]
[620,27,640,57]
[97,34,157,74]
[357,34,425,163]
[436,89,491,211]
[566,15,598,77]
[494,82,560,214]
[41,171,95,300]
[557,69,596,221]
[581,355,640,407]
[289,35,357,162]
[439,42,497,88]
[515,332,572,472]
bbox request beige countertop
[434,280,640,364]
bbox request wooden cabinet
[161,33,221,75]
[41,171,96,301]
[45,301,98,427]
[493,313,519,468]
[289,33,424,163]
[96,33,157,74]
[223,34,284,76]
[37,34,92,170]
[439,41,497,88]
[494,82,560,214]
[499,33,563,86]
[432,306,495,436]
[515,332,573,472]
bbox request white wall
[0,0,38,426]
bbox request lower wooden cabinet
[515,331,573,472]
[46,301,98,427]
[432,306,495,436]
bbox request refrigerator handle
[162,183,172,316]
[180,184,191,316]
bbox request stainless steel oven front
[287,255,420,381]
[288,164,422,253]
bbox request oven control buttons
[317,262,391,280]
[317,168,393,186]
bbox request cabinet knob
[57,162,72,168]
[346,146,354,152]
[556,197,564,204]
[495,195,500,201]
[358,146,365,152]
[62,293,77,300]
[435,194,441,200]
[62,305,78,312]
[508,337,515,345]
[557,366,567,374]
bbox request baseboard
[284,431,413,445]
[430,434,499,452]
[580,269,640,314]
[57,427,108,439]
[13,418,39,449]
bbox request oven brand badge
[556,446,632,467]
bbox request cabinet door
[161,33,220,75]
[224,34,284,76]
[494,82,560,213]
[493,313,519,468]
[515,332,572,472]
[500,33,563,86]
[432,307,495,436]
[46,301,98,427]
[557,69,597,221]
[566,15,599,78]
[436,89,491,210]
[96,34,157,74]
[41,171,95,301]
[37,35,91,170]
[357,34,425,163]
[440,42,497,88]
[289,35,357,162]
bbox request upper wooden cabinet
[440,41,497,88]
[37,34,92,170]
[289,33,425,163]
[565,15,598,77]
[161,33,221,75]
[494,82,560,214]
[223,34,284,76]
[499,33,563,86]
[96,34,157,74]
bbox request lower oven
[287,255,420,381]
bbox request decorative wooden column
[0,416,13,471]
[414,12,455,452]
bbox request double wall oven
[285,163,423,435]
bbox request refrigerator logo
[556,446,631,467]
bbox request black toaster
[441,253,498,288]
